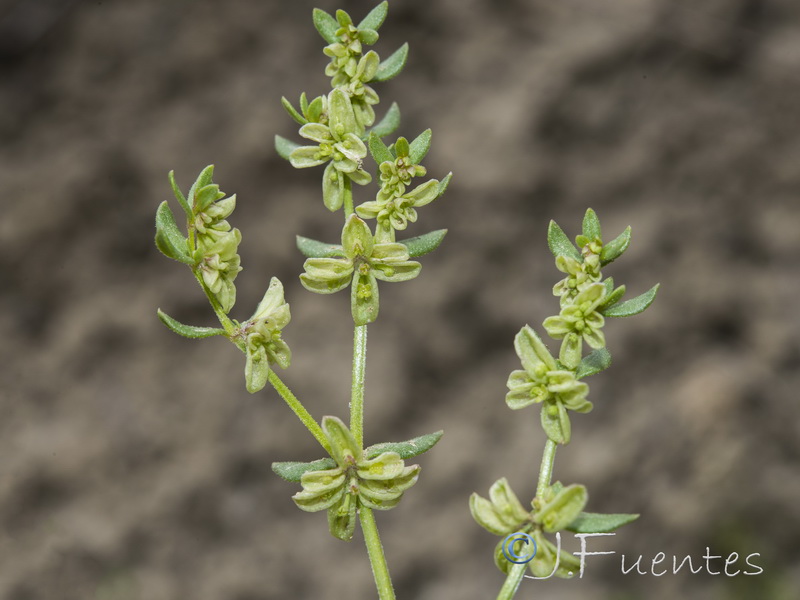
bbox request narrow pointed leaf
[582,208,602,241]
[275,135,301,161]
[576,348,612,379]
[168,170,192,218]
[566,512,639,534]
[281,96,307,125]
[155,201,192,264]
[437,172,452,198]
[368,131,393,165]
[358,1,388,31]
[187,165,215,210]
[369,102,401,138]
[409,128,432,164]
[600,226,631,266]
[599,284,626,310]
[373,43,409,82]
[312,8,339,44]
[271,458,338,482]
[398,229,447,257]
[157,309,226,339]
[547,220,581,261]
[296,235,345,258]
[365,430,443,460]
[602,284,659,317]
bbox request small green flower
[293,416,420,541]
[357,178,439,239]
[289,90,372,211]
[237,277,291,393]
[300,215,421,325]
[506,326,591,444]
[543,283,606,353]
[196,228,242,314]
[376,137,428,202]
[552,255,600,307]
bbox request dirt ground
[1,0,799,599]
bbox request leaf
[576,348,612,379]
[369,102,401,138]
[154,201,192,264]
[359,1,388,31]
[368,131,393,165]
[437,172,452,197]
[275,135,301,161]
[271,458,338,482]
[398,229,447,257]
[582,208,602,241]
[566,512,640,534]
[365,430,443,460]
[547,220,581,261]
[602,284,659,318]
[312,8,339,44]
[281,96,307,125]
[168,170,192,218]
[373,43,409,82]
[296,235,345,258]
[409,128,432,164]
[599,284,626,310]
[187,165,215,210]
[157,309,226,339]
[600,226,631,266]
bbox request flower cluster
[293,416,420,541]
[357,135,442,242]
[470,478,587,579]
[323,9,381,130]
[300,215,421,325]
[189,172,242,314]
[237,277,292,393]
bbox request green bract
[299,215,421,325]
[293,416,420,541]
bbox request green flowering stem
[536,439,557,497]
[343,175,355,218]
[191,268,330,453]
[496,440,558,600]
[268,370,331,454]
[351,324,368,449]
[497,563,526,600]
[360,506,396,600]
[192,270,238,338]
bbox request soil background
[1,0,799,599]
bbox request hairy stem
[496,562,527,600]
[350,324,367,448]
[343,176,354,218]
[268,370,330,453]
[536,439,558,497]
[360,507,396,600]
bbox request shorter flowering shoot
[359,130,451,242]
[273,418,442,541]
[154,166,293,395]
[473,209,659,600]
[300,214,421,325]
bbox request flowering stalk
[470,209,659,599]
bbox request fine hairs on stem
[470,209,659,599]
[153,3,449,598]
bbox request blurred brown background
[1,0,799,598]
